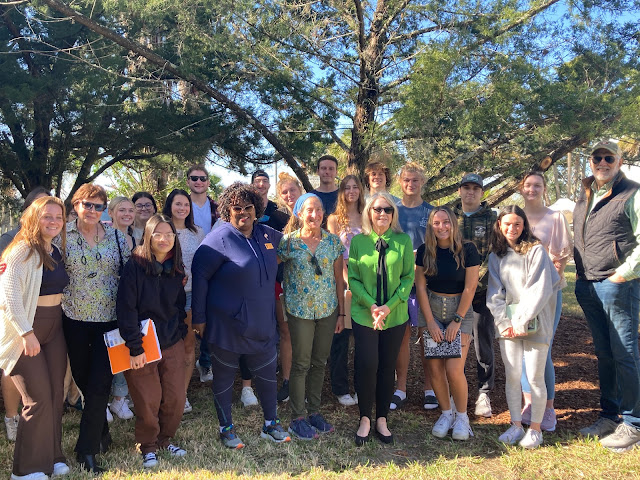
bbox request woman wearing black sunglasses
[348,192,414,446]
[278,193,345,440]
[57,183,130,473]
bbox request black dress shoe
[355,432,370,446]
[76,453,106,473]
[375,428,394,444]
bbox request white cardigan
[0,242,43,374]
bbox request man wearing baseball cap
[452,173,497,418]
[252,169,289,232]
[574,140,640,451]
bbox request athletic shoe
[541,408,557,432]
[52,462,70,477]
[220,424,245,449]
[521,403,532,425]
[600,423,640,452]
[110,397,134,420]
[519,428,543,449]
[432,413,455,439]
[337,394,357,406]
[499,424,526,445]
[183,398,193,414]
[423,392,438,410]
[389,392,407,411]
[165,443,187,456]
[142,452,158,469]
[474,393,492,418]
[4,415,18,442]
[106,406,113,423]
[288,417,319,440]
[308,413,334,434]
[579,417,618,438]
[241,387,259,407]
[10,473,48,480]
[451,415,474,441]
[196,360,213,383]
[277,380,290,403]
[261,419,291,443]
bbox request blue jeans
[575,278,640,428]
[522,289,562,400]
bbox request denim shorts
[417,290,474,335]
[185,291,192,312]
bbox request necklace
[93,223,100,243]
[76,231,102,277]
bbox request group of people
[1,139,640,479]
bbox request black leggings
[353,321,407,421]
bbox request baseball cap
[459,173,483,188]
[591,140,621,158]
[251,169,270,183]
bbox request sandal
[389,394,406,410]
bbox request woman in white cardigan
[0,196,69,480]
[487,205,560,449]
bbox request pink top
[529,210,573,262]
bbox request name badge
[265,242,274,250]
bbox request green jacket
[453,201,497,293]
[348,229,415,329]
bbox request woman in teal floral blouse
[278,193,345,441]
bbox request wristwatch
[453,313,464,323]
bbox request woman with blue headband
[278,193,345,440]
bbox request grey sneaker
[474,393,492,418]
[499,423,526,445]
[4,415,18,442]
[261,418,291,443]
[540,408,557,432]
[599,423,640,452]
[579,417,618,438]
[220,424,245,449]
[519,428,543,449]
[196,360,213,383]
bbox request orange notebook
[103,319,162,374]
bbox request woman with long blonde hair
[0,196,71,479]
[415,206,479,441]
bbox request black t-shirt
[415,241,480,294]
[259,200,289,232]
[311,189,339,216]
[40,246,70,296]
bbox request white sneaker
[475,393,492,417]
[10,473,49,480]
[106,406,113,423]
[499,424,526,445]
[184,398,193,413]
[519,428,543,449]
[337,394,357,406]
[52,462,70,477]
[142,452,158,468]
[451,415,474,441]
[432,412,455,438]
[165,443,187,457]
[110,397,134,420]
[196,360,213,383]
[5,414,18,442]
[241,387,259,407]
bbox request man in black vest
[574,140,640,452]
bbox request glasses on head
[151,232,176,241]
[309,255,322,276]
[189,175,208,182]
[80,201,106,212]
[135,203,154,211]
[372,206,394,215]
[591,155,617,165]
[230,204,255,214]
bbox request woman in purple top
[191,182,290,449]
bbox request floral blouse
[58,221,130,323]
[278,229,344,320]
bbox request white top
[176,226,206,293]
[192,201,212,235]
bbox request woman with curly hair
[487,205,560,449]
[191,182,290,449]
[326,174,365,406]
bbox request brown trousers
[125,339,186,454]
[10,305,67,476]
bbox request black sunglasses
[309,255,322,276]
[80,201,106,212]
[591,155,617,164]
[372,206,394,214]
[189,175,208,182]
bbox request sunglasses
[80,201,106,212]
[189,175,208,182]
[151,232,176,241]
[230,204,255,214]
[309,255,323,276]
[372,206,394,215]
[591,155,617,164]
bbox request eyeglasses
[151,233,176,241]
[135,203,154,211]
[230,204,255,214]
[372,206,394,215]
[309,255,322,276]
[591,155,617,165]
[189,175,208,182]
[80,201,106,212]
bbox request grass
[2,265,640,479]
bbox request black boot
[76,453,106,474]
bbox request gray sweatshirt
[487,244,561,345]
